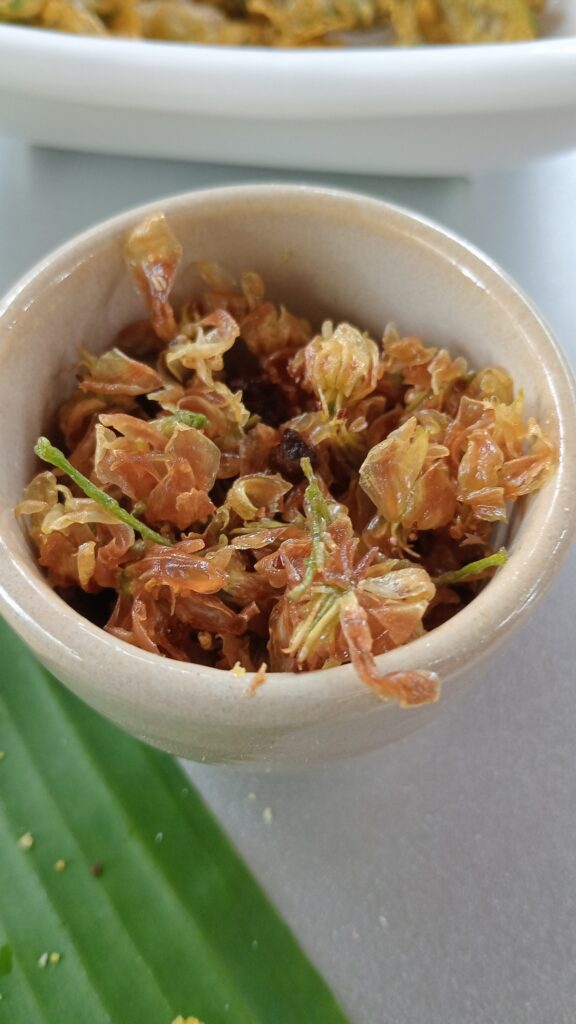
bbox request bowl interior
[0,187,562,513]
[0,186,574,762]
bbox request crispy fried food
[1,0,544,44]
[384,0,539,43]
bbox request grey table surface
[0,135,575,1024]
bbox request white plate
[0,2,575,175]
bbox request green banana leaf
[0,618,350,1024]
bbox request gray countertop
[1,136,575,1024]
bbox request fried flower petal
[59,394,108,448]
[165,424,221,492]
[77,541,97,588]
[40,496,124,534]
[165,309,240,385]
[382,333,437,388]
[15,471,60,543]
[220,549,275,608]
[457,431,506,522]
[239,423,280,475]
[291,321,380,419]
[174,591,248,634]
[358,565,435,647]
[500,420,556,498]
[233,520,306,552]
[428,348,468,396]
[98,412,168,449]
[241,304,311,357]
[226,473,292,521]
[359,416,429,525]
[126,538,233,599]
[339,592,440,706]
[467,366,514,405]
[93,524,136,588]
[80,348,162,397]
[145,461,215,531]
[94,421,220,529]
[404,459,457,532]
[125,213,182,342]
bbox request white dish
[0,3,575,175]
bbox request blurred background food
[0,0,546,45]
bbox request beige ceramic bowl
[0,186,574,765]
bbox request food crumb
[230,662,246,678]
[18,832,34,850]
[171,1017,204,1024]
[379,914,389,930]
[0,751,5,761]
[245,662,267,696]
[54,859,67,872]
[90,861,103,877]
[247,792,256,801]
[155,832,164,844]
[262,807,273,825]
[38,950,63,968]
[197,631,213,651]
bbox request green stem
[287,590,334,658]
[34,437,172,548]
[297,592,341,663]
[432,550,507,588]
[290,457,332,602]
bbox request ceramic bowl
[0,185,574,764]
[0,4,575,175]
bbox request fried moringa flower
[263,460,441,707]
[290,321,380,419]
[18,212,555,705]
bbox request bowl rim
[0,23,575,120]
[0,183,575,714]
